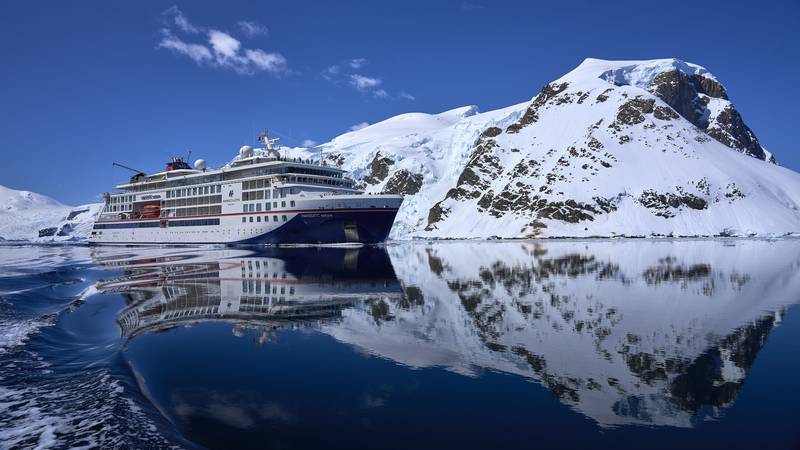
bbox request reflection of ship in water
[93,247,402,341]
[92,240,800,430]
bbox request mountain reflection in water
[91,240,800,446]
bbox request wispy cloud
[349,122,370,132]
[163,5,201,33]
[301,139,318,147]
[349,74,381,91]
[323,58,413,100]
[348,58,367,69]
[238,20,268,38]
[157,7,287,76]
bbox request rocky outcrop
[383,170,423,195]
[706,105,769,161]
[647,69,771,162]
[639,190,708,218]
[362,152,395,185]
[506,82,570,134]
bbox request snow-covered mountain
[0,185,101,242]
[295,58,800,239]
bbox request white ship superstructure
[90,134,402,245]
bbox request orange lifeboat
[141,204,161,219]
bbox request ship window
[273,202,277,208]
[290,201,295,207]
[243,205,247,213]
[249,217,253,223]
[273,216,278,222]
[204,186,209,194]
[256,203,262,212]
[282,215,287,222]
[242,217,246,223]
[257,216,261,222]
[266,190,271,199]
[243,192,249,201]
[281,201,286,207]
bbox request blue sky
[1,0,798,205]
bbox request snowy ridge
[0,185,101,242]
[291,57,800,239]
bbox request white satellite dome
[194,159,206,170]
[239,145,254,158]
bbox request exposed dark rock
[647,70,771,162]
[593,196,618,213]
[706,105,768,161]
[324,153,345,167]
[383,170,423,195]
[66,208,89,221]
[56,223,74,236]
[614,97,655,126]
[426,202,450,230]
[596,88,613,103]
[506,82,570,134]
[639,189,707,218]
[648,70,710,128]
[653,105,679,121]
[481,126,502,138]
[38,227,57,237]
[362,152,395,185]
[691,74,728,99]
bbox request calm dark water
[1,240,800,449]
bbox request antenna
[258,128,282,159]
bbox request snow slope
[295,58,800,239]
[0,185,101,242]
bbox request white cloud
[349,74,382,91]
[158,30,212,64]
[157,9,288,76]
[302,139,318,147]
[238,20,268,38]
[245,49,287,73]
[163,5,200,34]
[349,58,367,69]
[322,59,410,100]
[321,64,340,81]
[349,122,370,132]
[208,29,241,59]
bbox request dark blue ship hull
[236,209,400,245]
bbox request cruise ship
[89,134,402,245]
